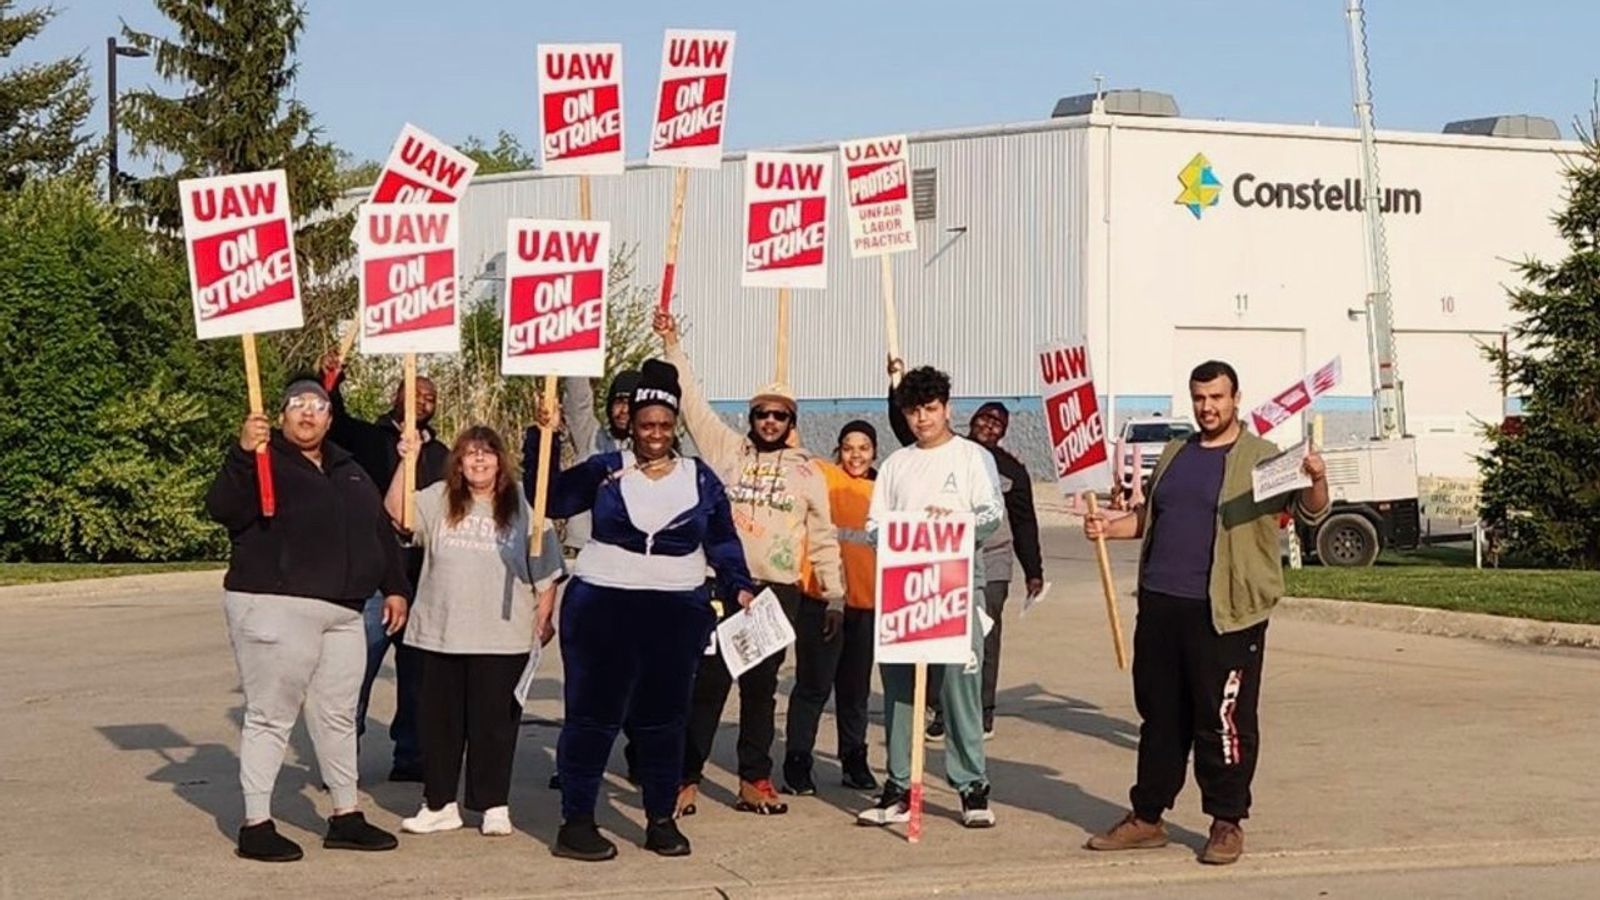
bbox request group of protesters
[206,313,1330,866]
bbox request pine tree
[0,1,92,190]
[119,0,348,370]
[1480,103,1600,569]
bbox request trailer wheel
[1316,513,1381,567]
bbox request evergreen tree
[120,0,348,370]
[0,1,92,190]
[1480,104,1600,568]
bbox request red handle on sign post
[255,446,276,517]
[657,168,689,311]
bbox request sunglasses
[753,409,792,423]
[285,396,330,414]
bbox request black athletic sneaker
[548,772,562,790]
[781,751,817,796]
[960,783,996,828]
[856,782,911,826]
[925,710,946,742]
[323,811,399,851]
[644,817,692,857]
[553,816,618,862]
[236,820,303,862]
[840,749,879,791]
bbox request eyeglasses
[285,396,330,414]
[753,409,792,423]
[462,446,495,458]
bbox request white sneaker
[400,802,463,834]
[480,806,513,836]
[856,785,912,826]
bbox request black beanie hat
[606,369,642,404]
[630,359,681,416]
[838,419,878,447]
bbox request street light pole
[106,37,148,203]
[106,37,118,201]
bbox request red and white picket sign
[355,205,459,355]
[647,28,735,169]
[1250,356,1343,436]
[537,43,624,176]
[874,511,976,665]
[840,134,917,259]
[742,151,833,290]
[366,123,479,205]
[1038,339,1111,496]
[500,219,610,378]
[180,170,304,340]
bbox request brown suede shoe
[1199,819,1244,865]
[1085,812,1170,851]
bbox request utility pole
[106,37,149,202]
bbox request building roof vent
[1052,89,1179,119]
[1442,114,1560,140]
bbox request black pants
[418,649,529,812]
[929,581,1011,722]
[785,604,875,763]
[557,580,714,821]
[682,583,802,784]
[1129,590,1268,823]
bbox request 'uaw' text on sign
[741,152,833,290]
[500,220,611,378]
[1038,340,1111,494]
[537,44,624,175]
[874,511,975,665]
[840,135,917,258]
[179,170,303,340]
[369,123,478,204]
[647,29,735,169]
[356,205,459,355]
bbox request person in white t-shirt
[857,366,1005,830]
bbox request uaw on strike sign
[537,43,624,175]
[1038,339,1111,495]
[366,123,478,204]
[875,511,976,666]
[355,206,459,355]
[500,219,611,378]
[180,170,303,340]
[647,29,735,169]
[742,152,833,290]
[840,134,916,258]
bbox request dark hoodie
[205,432,412,609]
[327,373,448,494]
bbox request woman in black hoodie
[205,379,411,863]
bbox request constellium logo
[1176,152,1423,218]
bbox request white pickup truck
[1117,416,1197,492]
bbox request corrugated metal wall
[443,122,1092,401]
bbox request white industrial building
[422,93,1579,479]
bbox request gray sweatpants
[223,591,365,822]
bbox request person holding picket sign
[785,421,883,793]
[205,378,410,862]
[529,360,755,862]
[383,425,564,838]
[655,310,845,815]
[887,384,1046,741]
[859,366,1005,830]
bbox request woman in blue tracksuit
[529,359,754,862]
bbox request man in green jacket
[1083,360,1329,866]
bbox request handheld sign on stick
[1037,339,1125,668]
[534,44,624,546]
[179,170,305,517]
[647,29,736,310]
[354,204,461,529]
[840,134,917,377]
[501,219,612,551]
[876,510,978,842]
[741,151,833,385]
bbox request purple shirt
[1140,440,1230,600]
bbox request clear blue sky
[27,0,1600,167]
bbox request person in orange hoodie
[783,421,882,794]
